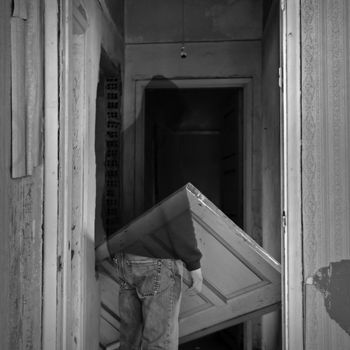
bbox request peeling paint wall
[301,0,350,348]
[0,1,43,349]
[311,260,350,336]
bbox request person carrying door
[95,212,203,350]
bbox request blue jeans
[113,253,183,350]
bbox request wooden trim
[42,0,59,348]
[58,0,73,349]
[179,303,281,344]
[282,0,304,349]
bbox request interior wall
[125,0,262,43]
[0,0,43,349]
[301,0,350,348]
[261,1,282,349]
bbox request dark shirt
[107,211,202,271]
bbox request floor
[179,325,243,350]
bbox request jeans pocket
[130,259,171,297]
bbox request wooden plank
[11,17,26,178]
[25,0,44,173]
[301,0,350,348]
[11,0,43,178]
[0,1,12,348]
[282,0,303,349]
[71,31,85,350]
[42,0,59,348]
[57,1,73,349]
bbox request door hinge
[278,67,283,89]
[282,211,287,228]
[58,255,63,272]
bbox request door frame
[42,0,60,348]
[43,0,92,349]
[281,1,303,349]
[134,77,254,235]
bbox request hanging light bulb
[180,46,187,59]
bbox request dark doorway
[145,87,244,228]
[145,87,245,349]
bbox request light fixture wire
[180,0,187,58]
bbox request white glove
[188,268,203,295]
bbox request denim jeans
[113,253,183,350]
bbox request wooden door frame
[134,77,254,235]
[281,0,304,349]
[43,0,89,349]
[42,0,60,348]
[43,0,74,348]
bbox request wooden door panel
[99,184,281,344]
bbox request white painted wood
[57,1,74,349]
[10,17,26,178]
[282,0,303,349]
[102,184,281,343]
[42,0,59,348]
[71,31,86,350]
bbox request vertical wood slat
[11,0,43,178]
[11,17,26,178]
[2,3,43,349]
[25,0,43,174]
[71,34,85,349]
[0,0,13,348]
[282,0,303,349]
[42,0,59,348]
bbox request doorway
[145,86,247,349]
[145,87,244,227]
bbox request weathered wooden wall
[0,1,43,349]
[301,0,350,347]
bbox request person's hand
[188,268,203,295]
[95,241,109,263]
